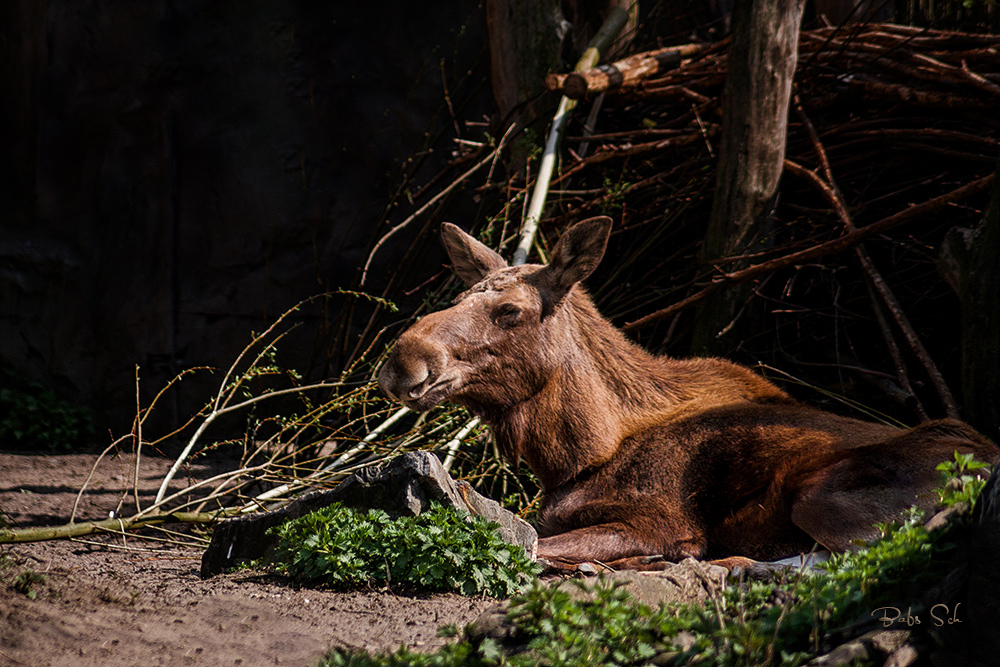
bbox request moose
[378,217,998,571]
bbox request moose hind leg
[790,439,946,552]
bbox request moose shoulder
[378,217,998,568]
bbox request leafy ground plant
[316,456,991,667]
[266,501,540,598]
[935,450,991,509]
[1,554,49,601]
[0,368,94,453]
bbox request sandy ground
[0,453,494,667]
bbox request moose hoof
[536,557,604,577]
[536,557,577,576]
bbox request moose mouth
[396,375,461,412]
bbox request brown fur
[378,217,998,566]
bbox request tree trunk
[691,0,807,356]
[485,0,568,121]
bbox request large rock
[200,451,537,577]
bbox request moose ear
[441,223,508,286]
[533,217,612,305]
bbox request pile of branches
[526,22,1000,424]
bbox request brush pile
[504,22,1000,425]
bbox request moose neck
[483,290,687,491]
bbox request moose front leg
[537,526,787,577]
[536,521,706,572]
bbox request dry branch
[546,43,706,99]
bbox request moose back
[378,217,998,567]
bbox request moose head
[378,217,613,418]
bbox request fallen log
[0,510,237,544]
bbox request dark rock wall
[0,1,489,435]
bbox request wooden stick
[546,43,706,99]
[831,128,1000,149]
[785,160,958,419]
[868,283,927,420]
[847,75,996,110]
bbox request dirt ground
[0,453,496,667]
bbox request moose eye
[492,304,522,327]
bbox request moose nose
[377,335,444,404]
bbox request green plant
[266,501,541,598]
[0,368,95,452]
[935,450,991,509]
[601,176,631,213]
[504,578,673,665]
[11,570,47,600]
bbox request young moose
[378,217,997,569]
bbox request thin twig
[154,379,344,505]
[132,365,142,514]
[70,434,132,524]
[441,417,482,472]
[241,404,414,510]
[0,510,241,544]
[360,126,515,285]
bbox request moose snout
[379,355,431,401]
[377,333,452,409]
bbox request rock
[200,451,537,577]
[923,502,968,532]
[464,602,523,652]
[553,558,727,609]
[806,636,872,666]
[869,629,911,654]
[807,629,920,667]
[884,644,919,667]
